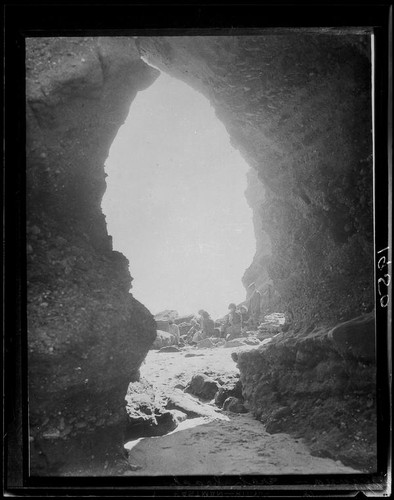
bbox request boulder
[155,310,179,322]
[185,373,221,400]
[178,322,193,336]
[155,320,170,332]
[196,338,215,349]
[224,339,245,348]
[223,397,248,413]
[256,331,274,341]
[258,322,281,333]
[168,409,188,424]
[125,379,166,419]
[151,330,175,350]
[242,337,260,346]
[124,379,176,440]
[175,314,194,325]
[166,391,227,420]
[213,338,226,347]
[265,406,292,434]
[215,379,243,408]
[328,313,375,362]
[158,346,181,353]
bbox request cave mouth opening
[101,66,256,321]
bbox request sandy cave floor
[123,347,361,476]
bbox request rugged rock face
[26,37,158,474]
[138,34,373,328]
[235,313,376,471]
[25,34,375,474]
[242,168,272,294]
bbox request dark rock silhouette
[236,314,376,472]
[185,373,221,401]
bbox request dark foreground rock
[223,397,248,414]
[215,379,243,408]
[124,379,178,440]
[25,37,159,475]
[185,374,221,400]
[236,314,377,472]
[328,313,375,362]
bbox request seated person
[168,319,180,345]
[223,303,242,341]
[199,310,215,337]
[192,310,215,343]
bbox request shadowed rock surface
[185,373,221,401]
[26,37,158,474]
[235,313,376,471]
[24,34,375,475]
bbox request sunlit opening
[102,70,255,319]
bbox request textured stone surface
[328,312,375,362]
[124,378,178,440]
[185,373,221,400]
[158,345,181,353]
[196,338,215,349]
[151,330,176,349]
[215,379,243,408]
[223,397,248,414]
[236,317,376,471]
[26,37,159,474]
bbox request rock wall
[26,37,158,474]
[138,34,374,329]
[235,313,376,472]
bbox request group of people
[173,282,271,345]
[183,310,216,344]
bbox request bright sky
[102,69,255,319]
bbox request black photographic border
[3,0,392,496]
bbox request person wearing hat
[224,303,242,341]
